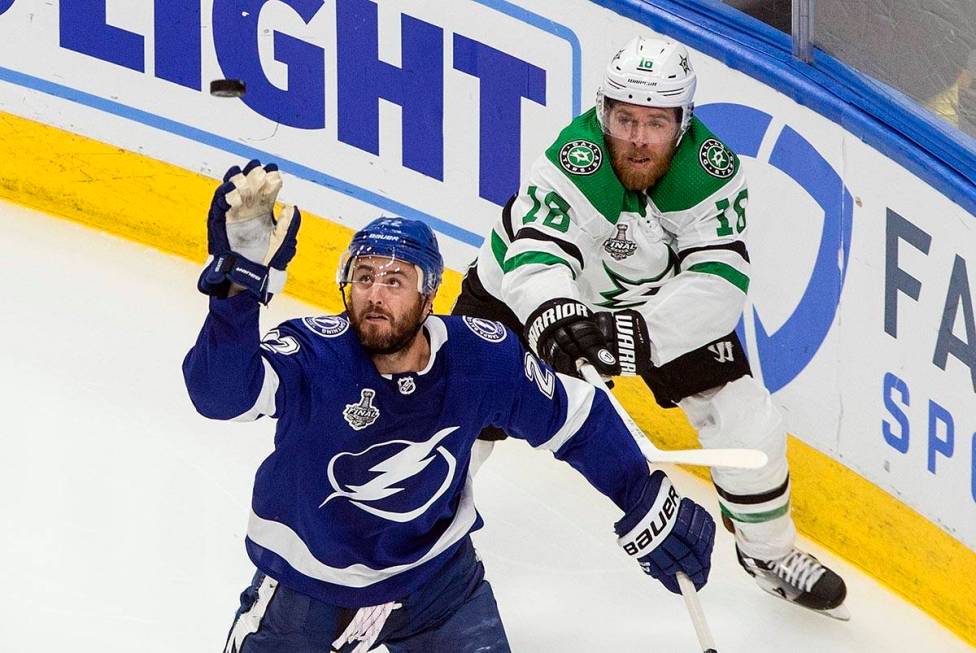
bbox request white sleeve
[640,174,751,365]
[497,163,596,323]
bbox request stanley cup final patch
[699,139,736,178]
[344,389,380,430]
[559,140,603,175]
[603,224,637,260]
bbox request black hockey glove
[593,309,652,376]
[525,298,619,377]
[615,470,715,594]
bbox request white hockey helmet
[596,36,697,143]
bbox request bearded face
[603,103,681,191]
[349,293,429,355]
[344,256,432,356]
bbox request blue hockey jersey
[183,293,651,607]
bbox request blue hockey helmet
[337,217,444,295]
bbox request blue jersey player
[184,161,716,653]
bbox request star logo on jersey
[397,377,416,395]
[559,140,602,175]
[320,426,459,522]
[603,224,638,260]
[699,139,736,178]
[343,389,380,430]
[595,255,677,309]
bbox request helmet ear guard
[597,37,697,144]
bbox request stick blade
[651,448,769,469]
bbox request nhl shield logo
[603,224,638,260]
[397,377,416,395]
[343,389,380,430]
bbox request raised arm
[183,160,302,421]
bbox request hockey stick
[576,364,767,470]
[577,362,721,652]
[677,574,718,653]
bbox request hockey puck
[210,79,246,98]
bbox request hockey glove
[198,159,301,305]
[615,470,715,594]
[593,309,652,376]
[524,298,619,377]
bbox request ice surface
[1,201,970,652]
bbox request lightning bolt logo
[320,427,459,523]
[595,251,678,309]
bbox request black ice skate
[736,545,850,621]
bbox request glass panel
[815,0,976,138]
[720,0,793,33]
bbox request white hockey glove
[198,160,301,304]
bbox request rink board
[0,0,973,643]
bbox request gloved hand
[198,160,301,304]
[524,298,619,377]
[593,309,652,376]
[615,470,715,594]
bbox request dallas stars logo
[559,140,602,175]
[699,139,736,179]
[679,55,690,74]
[595,254,677,309]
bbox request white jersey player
[452,36,849,619]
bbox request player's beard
[608,138,677,191]
[349,297,428,356]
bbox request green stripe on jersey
[491,229,508,268]
[506,251,576,278]
[493,230,575,278]
[687,261,750,292]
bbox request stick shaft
[677,573,719,651]
[578,363,719,651]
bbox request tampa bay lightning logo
[463,316,507,343]
[320,427,459,522]
[303,316,349,338]
[697,104,854,393]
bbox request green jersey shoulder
[542,108,640,226]
[649,117,741,215]
[541,111,741,225]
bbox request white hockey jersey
[475,108,750,366]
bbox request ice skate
[737,545,850,621]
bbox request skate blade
[756,584,851,621]
[822,603,851,621]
